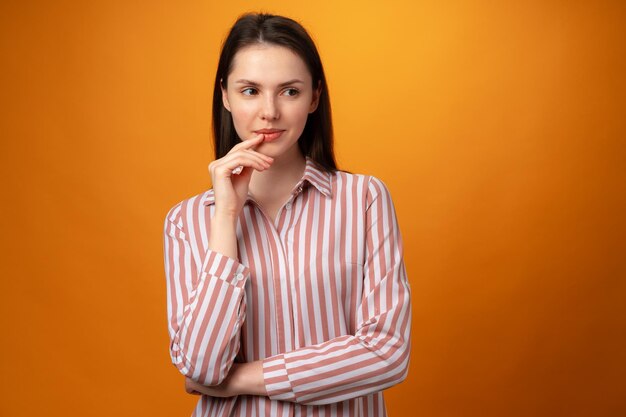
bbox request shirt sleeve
[262,176,412,405]
[163,203,249,386]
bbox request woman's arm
[164,203,249,386]
[261,176,412,405]
[165,135,272,387]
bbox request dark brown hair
[212,13,338,172]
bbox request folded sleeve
[262,176,412,405]
[163,203,249,386]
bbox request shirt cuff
[201,249,250,288]
[263,354,297,402]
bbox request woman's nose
[260,96,279,120]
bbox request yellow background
[1,1,625,416]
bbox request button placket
[285,183,304,210]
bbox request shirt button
[236,273,244,280]
[285,202,292,209]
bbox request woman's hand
[184,374,240,398]
[208,134,273,219]
[183,361,267,398]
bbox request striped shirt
[163,156,412,417]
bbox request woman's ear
[309,80,322,113]
[221,78,231,112]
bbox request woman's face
[222,44,320,159]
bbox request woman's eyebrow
[234,79,305,87]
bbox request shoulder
[163,188,214,230]
[331,170,393,204]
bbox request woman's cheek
[231,105,256,131]
[284,101,310,120]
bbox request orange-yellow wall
[1,1,624,416]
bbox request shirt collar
[202,156,332,206]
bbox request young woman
[163,12,412,417]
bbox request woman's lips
[256,130,285,142]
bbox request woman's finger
[231,149,274,175]
[219,146,272,168]
[211,154,269,177]
[185,377,207,396]
[222,152,271,172]
[229,133,264,152]
[244,148,274,162]
[213,149,272,175]
[235,148,273,167]
[185,378,196,394]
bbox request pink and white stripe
[163,156,412,417]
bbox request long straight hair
[212,13,338,172]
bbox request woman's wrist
[233,360,267,396]
[212,210,239,225]
[209,213,239,259]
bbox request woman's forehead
[229,44,311,84]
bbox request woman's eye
[283,88,299,97]
[241,88,258,96]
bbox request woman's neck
[248,145,306,202]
